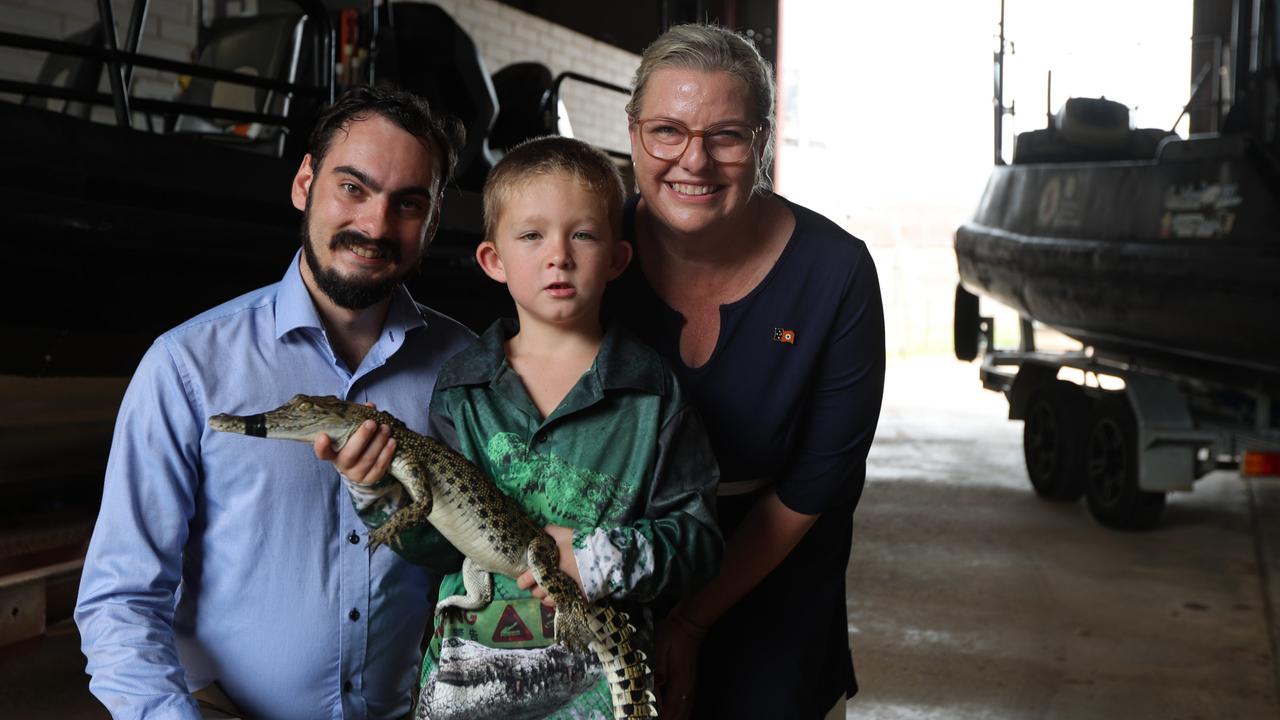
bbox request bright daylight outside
[774,0,1193,357]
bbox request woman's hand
[313,409,396,485]
[516,524,584,606]
[655,607,708,720]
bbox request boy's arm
[572,402,723,604]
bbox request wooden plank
[0,581,44,645]
[0,558,84,646]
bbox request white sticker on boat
[1160,182,1240,238]
[1036,174,1084,230]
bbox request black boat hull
[956,136,1280,380]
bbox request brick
[547,47,572,67]
[136,34,187,62]
[62,16,97,36]
[27,0,98,24]
[0,6,62,38]
[89,104,117,124]
[510,21,539,44]
[158,16,195,44]
[453,4,486,31]
[485,23,514,48]
[488,48,515,71]
[131,74,178,100]
[137,12,160,38]
[489,0,529,25]
[0,48,43,84]
[548,24,573,43]
[147,0,191,24]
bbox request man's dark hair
[307,85,465,199]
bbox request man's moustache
[329,230,401,263]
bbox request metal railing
[546,71,632,161]
[0,0,333,134]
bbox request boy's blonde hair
[482,136,626,241]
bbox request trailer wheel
[1084,396,1165,530]
[1023,380,1087,500]
[954,285,980,361]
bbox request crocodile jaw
[208,411,273,437]
[207,394,364,447]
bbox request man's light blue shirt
[75,254,475,720]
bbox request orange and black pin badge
[773,328,796,345]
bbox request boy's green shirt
[356,319,721,719]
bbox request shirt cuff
[342,474,405,515]
[570,527,655,602]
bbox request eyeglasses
[634,118,760,165]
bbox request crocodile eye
[297,402,312,410]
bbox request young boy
[327,136,722,719]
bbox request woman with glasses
[609,23,886,720]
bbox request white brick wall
[2,0,639,151]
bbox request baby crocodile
[208,394,657,719]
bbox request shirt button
[348,531,360,545]
[343,680,353,693]
[349,608,361,621]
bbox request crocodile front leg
[368,453,434,551]
[435,557,494,615]
[526,534,591,648]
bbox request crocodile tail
[586,603,658,719]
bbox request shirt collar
[436,318,666,395]
[273,251,428,340]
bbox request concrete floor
[848,356,1280,720]
[6,356,1280,719]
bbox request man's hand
[516,524,584,606]
[312,405,395,485]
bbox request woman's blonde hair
[626,23,776,194]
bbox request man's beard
[301,217,414,311]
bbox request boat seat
[1128,127,1178,158]
[386,2,499,190]
[23,24,104,120]
[490,62,554,152]
[170,14,315,158]
[489,62,576,153]
[1055,97,1130,150]
[1013,97,1178,164]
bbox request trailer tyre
[1023,380,1087,500]
[1084,395,1165,530]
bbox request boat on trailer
[955,0,1280,529]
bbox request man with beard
[75,87,475,720]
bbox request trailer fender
[1007,360,1060,420]
[1123,374,1205,492]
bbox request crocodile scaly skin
[210,394,658,719]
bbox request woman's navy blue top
[608,195,886,718]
